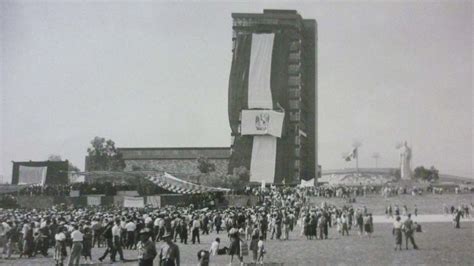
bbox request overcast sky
[1,1,472,182]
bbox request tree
[234,166,250,181]
[414,166,439,181]
[197,157,216,174]
[48,154,81,172]
[86,137,125,171]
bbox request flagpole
[355,148,359,174]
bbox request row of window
[232,18,302,29]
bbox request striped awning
[146,172,231,194]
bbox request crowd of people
[0,184,472,265]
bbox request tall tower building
[227,10,317,185]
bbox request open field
[308,193,473,215]
[1,221,472,265]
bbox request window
[294,160,300,169]
[289,100,300,109]
[289,88,300,98]
[288,76,301,86]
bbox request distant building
[116,147,231,176]
[228,9,317,184]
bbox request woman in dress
[392,216,403,251]
[363,214,371,238]
[228,227,241,264]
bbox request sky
[0,1,472,183]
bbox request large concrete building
[227,10,317,184]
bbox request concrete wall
[124,159,229,176]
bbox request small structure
[11,160,69,185]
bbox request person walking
[67,224,83,266]
[112,219,125,261]
[81,227,93,263]
[191,216,201,244]
[137,228,157,266]
[392,216,403,251]
[341,214,349,236]
[125,219,137,249]
[178,219,188,244]
[98,220,114,262]
[228,227,241,264]
[403,214,418,250]
[54,227,67,266]
[159,232,180,266]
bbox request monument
[398,141,412,180]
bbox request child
[257,236,265,264]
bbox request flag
[228,32,292,185]
[345,147,358,162]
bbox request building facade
[117,147,230,176]
[228,10,317,184]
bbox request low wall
[15,194,260,209]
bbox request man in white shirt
[111,220,125,261]
[191,217,201,244]
[125,220,136,249]
[68,225,83,266]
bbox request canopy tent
[146,172,231,194]
[73,170,232,194]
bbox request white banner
[123,196,145,208]
[248,33,274,109]
[70,190,80,197]
[250,136,277,184]
[117,191,139,197]
[146,196,161,208]
[241,110,284,138]
[87,196,102,206]
[300,179,315,187]
[19,166,47,185]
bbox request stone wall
[124,159,229,176]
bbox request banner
[117,191,139,197]
[70,190,80,197]
[146,196,161,208]
[248,33,274,109]
[87,195,102,206]
[69,173,85,183]
[250,136,277,183]
[241,110,285,137]
[18,166,47,185]
[300,179,315,187]
[123,196,145,208]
